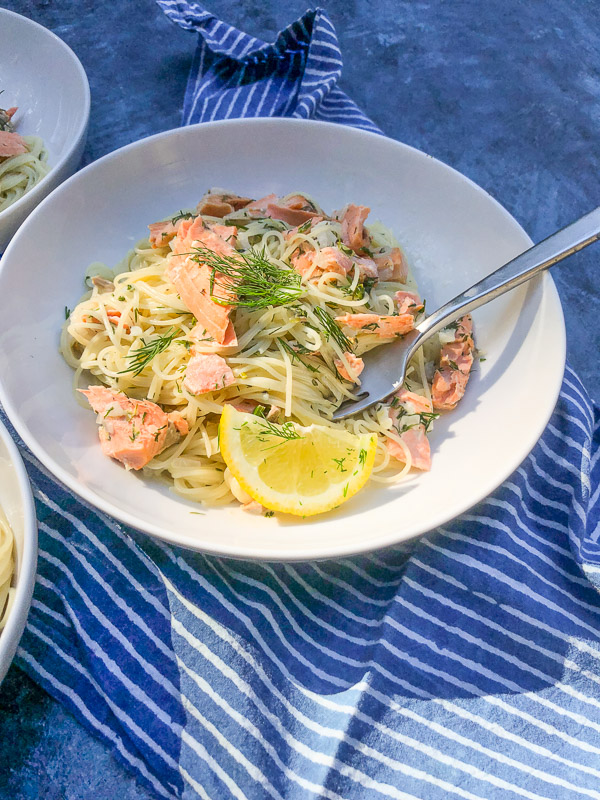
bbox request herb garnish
[313,306,353,352]
[191,245,303,310]
[358,448,367,466]
[64,306,71,319]
[419,411,440,432]
[253,418,303,448]
[171,210,195,224]
[278,338,319,373]
[119,328,177,376]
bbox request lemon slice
[219,405,377,516]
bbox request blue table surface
[1,0,599,797]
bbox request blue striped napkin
[5,4,600,799]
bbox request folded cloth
[5,4,600,800]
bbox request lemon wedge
[219,405,377,516]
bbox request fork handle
[413,206,600,346]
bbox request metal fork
[332,206,600,421]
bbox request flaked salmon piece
[0,131,28,158]
[393,387,432,415]
[196,191,252,217]
[168,411,189,436]
[432,314,474,411]
[6,107,17,119]
[432,369,470,411]
[336,204,370,253]
[352,256,379,280]
[292,246,353,279]
[167,257,234,344]
[387,388,432,471]
[284,216,324,239]
[190,319,238,348]
[148,219,181,248]
[79,386,186,470]
[266,201,320,227]
[441,340,474,374]
[183,352,235,395]
[375,248,407,282]
[335,312,415,337]
[245,193,278,216]
[334,352,364,382]
[167,216,238,345]
[394,290,423,315]
[208,222,238,249]
[387,426,431,471]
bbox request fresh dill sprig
[252,417,303,448]
[278,338,319,373]
[171,210,195,224]
[191,245,303,310]
[313,306,353,352]
[419,411,440,432]
[119,328,177,377]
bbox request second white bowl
[0,8,90,251]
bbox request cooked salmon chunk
[394,291,423,315]
[375,248,407,282]
[337,204,370,253]
[432,315,474,411]
[334,352,364,382]
[335,312,415,337]
[79,386,189,470]
[292,246,353,279]
[148,219,181,248]
[184,352,235,395]
[0,131,28,158]
[196,190,252,217]
[166,216,238,345]
[266,195,321,227]
[387,388,433,471]
[387,427,432,471]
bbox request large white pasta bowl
[0,419,37,684]
[0,119,565,560]
[0,9,90,251]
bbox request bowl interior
[0,119,565,559]
[0,421,37,683]
[0,9,89,226]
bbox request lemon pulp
[219,405,377,516]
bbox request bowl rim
[0,417,38,679]
[0,7,91,227]
[0,117,566,560]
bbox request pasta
[61,189,475,511]
[0,100,50,213]
[0,509,15,631]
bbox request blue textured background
[1,1,599,797]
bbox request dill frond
[313,306,353,352]
[119,328,178,377]
[192,245,303,310]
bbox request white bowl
[0,8,90,251]
[0,119,565,560]
[0,418,37,684]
